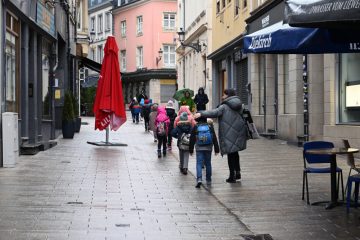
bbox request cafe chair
[302,141,344,205]
[343,139,360,177]
[346,174,360,213]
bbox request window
[98,45,103,63]
[136,15,143,35]
[228,0,232,3]
[120,50,126,71]
[338,53,360,123]
[163,13,175,30]
[235,0,239,15]
[222,0,226,8]
[77,1,82,30]
[163,45,176,68]
[283,55,290,114]
[91,47,95,61]
[97,14,103,33]
[136,46,143,68]
[216,1,220,13]
[42,41,51,119]
[258,54,265,115]
[5,12,19,113]
[243,0,247,8]
[105,12,111,31]
[90,17,95,32]
[121,20,126,37]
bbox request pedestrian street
[0,114,359,240]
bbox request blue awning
[243,21,360,54]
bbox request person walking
[179,90,196,113]
[171,112,193,175]
[149,103,159,142]
[142,99,152,131]
[189,117,219,188]
[131,99,141,124]
[128,97,137,123]
[194,89,248,183]
[194,87,209,111]
[165,100,177,150]
[155,106,170,158]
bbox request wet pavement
[0,114,359,239]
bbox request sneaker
[235,171,241,180]
[226,178,236,183]
[157,152,161,158]
[195,182,202,188]
[182,168,188,175]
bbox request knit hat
[145,99,150,104]
[179,112,188,121]
[166,100,174,109]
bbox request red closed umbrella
[93,36,126,131]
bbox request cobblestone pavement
[0,114,359,240]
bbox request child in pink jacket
[155,106,170,158]
[174,105,196,128]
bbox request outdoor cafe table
[306,147,359,209]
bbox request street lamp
[177,28,201,53]
[89,31,96,43]
[156,48,163,66]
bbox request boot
[182,168,188,175]
[235,171,241,180]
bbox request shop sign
[36,1,55,37]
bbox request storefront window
[42,41,51,119]
[339,53,360,124]
[259,54,265,115]
[5,12,19,113]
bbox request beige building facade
[176,0,213,108]
[246,0,360,155]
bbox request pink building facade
[113,0,177,104]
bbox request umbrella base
[87,141,128,147]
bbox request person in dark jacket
[194,87,209,111]
[142,99,152,131]
[194,88,248,183]
[165,100,177,150]
[189,117,219,188]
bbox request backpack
[156,121,167,136]
[179,133,191,150]
[196,124,212,145]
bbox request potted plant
[71,93,81,133]
[62,91,75,139]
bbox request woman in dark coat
[194,89,248,183]
[194,87,209,111]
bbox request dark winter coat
[165,108,177,127]
[200,96,247,155]
[194,88,209,111]
[171,121,192,148]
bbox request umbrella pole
[105,126,110,144]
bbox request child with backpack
[155,106,170,158]
[131,100,141,124]
[171,112,193,175]
[165,100,177,150]
[149,103,158,142]
[189,116,219,188]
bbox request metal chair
[302,141,344,204]
[343,139,360,177]
[346,174,360,213]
